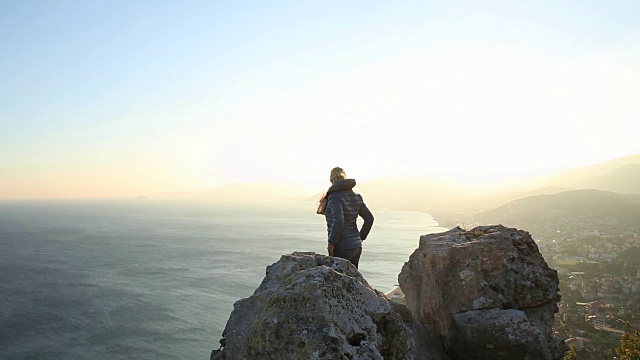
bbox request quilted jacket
[325,179,374,249]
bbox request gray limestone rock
[211,225,566,359]
[211,252,447,360]
[399,225,567,360]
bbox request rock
[399,225,566,360]
[211,226,567,359]
[211,252,447,360]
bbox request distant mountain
[571,163,640,194]
[523,186,568,197]
[153,182,313,201]
[477,189,640,229]
[537,154,640,188]
[149,154,640,211]
[351,154,640,213]
[465,186,568,210]
[466,154,640,211]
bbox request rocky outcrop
[211,252,447,360]
[399,225,566,359]
[211,226,565,359]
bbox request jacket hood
[327,179,356,195]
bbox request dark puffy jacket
[325,179,374,249]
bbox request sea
[0,199,446,359]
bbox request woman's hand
[327,244,335,257]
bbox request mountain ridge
[477,189,640,229]
[150,154,640,215]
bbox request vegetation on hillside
[616,320,640,360]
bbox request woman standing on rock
[322,167,374,269]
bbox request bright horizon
[1,1,639,199]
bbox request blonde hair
[330,167,347,183]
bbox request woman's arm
[358,201,374,240]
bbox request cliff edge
[211,252,446,359]
[211,225,566,359]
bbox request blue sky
[1,1,639,198]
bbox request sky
[1,0,639,199]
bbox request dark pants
[334,246,362,269]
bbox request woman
[324,167,374,269]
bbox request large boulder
[211,252,447,360]
[399,225,566,359]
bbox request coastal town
[539,222,640,359]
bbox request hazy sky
[1,1,639,198]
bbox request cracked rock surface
[211,252,446,360]
[211,226,565,359]
[399,225,566,360]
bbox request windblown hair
[330,167,347,183]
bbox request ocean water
[0,199,446,359]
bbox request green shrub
[615,320,640,360]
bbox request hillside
[618,246,640,263]
[354,154,640,213]
[571,163,640,194]
[464,186,568,210]
[477,189,640,229]
[537,154,640,189]
[457,154,640,211]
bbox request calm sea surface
[0,199,446,359]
